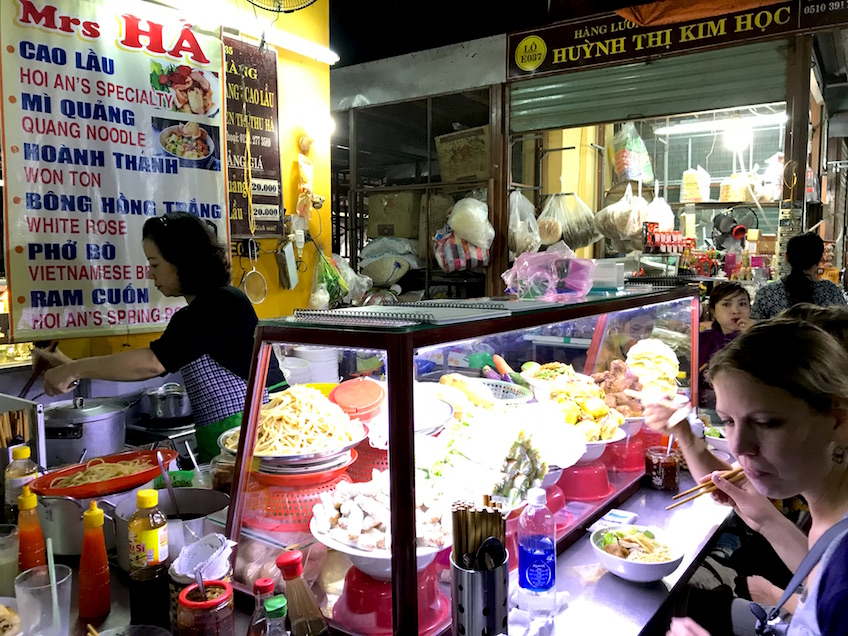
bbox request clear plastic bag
[502,252,596,301]
[538,193,600,249]
[447,197,495,249]
[595,183,650,252]
[308,252,346,309]
[508,191,541,256]
[610,122,654,184]
[333,253,372,305]
[645,197,675,231]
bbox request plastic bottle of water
[518,487,556,615]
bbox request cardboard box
[756,233,776,255]
[435,125,491,183]
[367,192,421,239]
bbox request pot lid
[45,398,129,424]
[329,378,385,416]
[146,382,187,397]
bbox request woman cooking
[38,213,285,462]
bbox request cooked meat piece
[605,394,618,408]
[603,541,629,559]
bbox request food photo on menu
[150,116,221,171]
[149,61,219,117]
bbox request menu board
[224,37,283,238]
[0,0,227,341]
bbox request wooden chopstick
[672,467,744,500]
[86,624,99,636]
[666,469,746,510]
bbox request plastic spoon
[194,566,207,601]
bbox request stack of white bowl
[282,356,312,385]
[293,346,340,383]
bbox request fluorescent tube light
[654,113,787,136]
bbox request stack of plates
[293,346,339,383]
[282,356,312,384]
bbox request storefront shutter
[510,40,788,133]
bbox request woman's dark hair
[142,213,230,295]
[783,232,825,306]
[709,318,848,414]
[708,282,750,329]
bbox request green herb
[705,427,725,439]
[642,530,655,539]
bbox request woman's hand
[708,471,782,533]
[737,317,756,333]
[43,363,79,397]
[32,346,72,370]
[666,617,711,636]
[643,399,692,436]
[747,576,784,607]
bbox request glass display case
[222,287,698,635]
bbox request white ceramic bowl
[309,519,442,580]
[590,525,684,583]
[578,427,626,463]
[705,432,731,455]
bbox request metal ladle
[155,450,181,518]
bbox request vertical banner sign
[0,0,227,341]
[224,37,282,238]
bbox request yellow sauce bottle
[127,489,168,571]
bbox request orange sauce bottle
[79,500,110,621]
[17,485,45,571]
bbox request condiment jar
[177,580,235,636]
[646,446,680,491]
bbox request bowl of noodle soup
[590,525,684,583]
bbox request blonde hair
[709,318,848,413]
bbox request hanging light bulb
[723,115,753,153]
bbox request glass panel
[229,292,697,633]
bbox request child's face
[713,292,750,333]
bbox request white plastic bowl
[622,417,644,437]
[590,525,684,583]
[705,433,731,455]
[578,427,626,463]
[309,518,442,580]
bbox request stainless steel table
[550,475,733,635]
[68,475,732,636]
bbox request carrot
[492,354,514,376]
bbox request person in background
[37,213,285,462]
[699,282,753,410]
[593,306,657,372]
[750,232,846,319]
[648,320,848,636]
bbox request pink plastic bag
[502,252,596,301]
[434,228,490,273]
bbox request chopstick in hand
[666,467,746,510]
[86,625,99,636]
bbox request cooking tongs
[18,341,58,398]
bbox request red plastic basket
[347,440,389,483]
[243,467,353,533]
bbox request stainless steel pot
[143,383,192,420]
[114,487,230,572]
[37,482,150,555]
[44,398,128,467]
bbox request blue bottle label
[518,535,555,592]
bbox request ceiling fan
[711,207,758,251]
[245,0,317,12]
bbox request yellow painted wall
[61,0,331,359]
[542,127,602,259]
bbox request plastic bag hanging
[447,198,495,249]
[610,122,654,185]
[538,193,600,249]
[508,191,541,256]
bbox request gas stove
[126,421,198,469]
